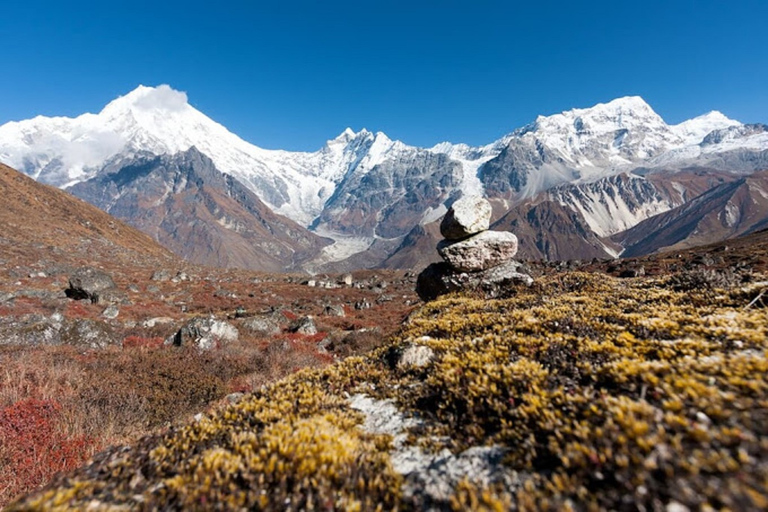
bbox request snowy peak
[507,96,680,170]
[101,84,191,116]
[525,96,664,135]
[671,111,741,145]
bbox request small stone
[397,345,435,370]
[440,195,493,240]
[142,317,175,328]
[341,274,354,286]
[289,316,317,335]
[226,392,245,404]
[101,305,119,319]
[437,231,519,272]
[323,305,346,317]
[619,267,645,278]
[151,269,171,281]
[355,299,372,310]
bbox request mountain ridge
[2,85,767,269]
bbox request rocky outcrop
[417,197,532,301]
[65,267,118,303]
[166,317,239,350]
[289,316,318,335]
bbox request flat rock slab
[440,195,492,240]
[416,260,533,302]
[437,230,519,272]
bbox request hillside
[0,163,174,272]
[0,162,420,506]
[9,234,768,510]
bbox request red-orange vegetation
[0,398,93,504]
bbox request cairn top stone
[440,195,492,240]
[437,230,519,272]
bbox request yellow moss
[10,271,768,511]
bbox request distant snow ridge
[1,84,764,263]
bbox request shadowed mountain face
[615,169,768,257]
[68,148,330,272]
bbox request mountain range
[1,85,766,271]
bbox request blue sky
[1,0,766,151]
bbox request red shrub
[0,398,92,503]
[122,335,164,349]
[64,301,92,319]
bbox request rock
[240,313,282,336]
[0,314,116,348]
[397,345,435,370]
[142,317,175,328]
[166,317,239,350]
[0,291,16,303]
[619,266,645,278]
[355,299,372,310]
[101,305,119,319]
[323,305,346,317]
[151,269,171,281]
[226,392,245,404]
[66,267,116,302]
[289,316,317,335]
[440,195,492,240]
[341,274,353,286]
[416,260,533,302]
[92,288,128,305]
[437,231,519,272]
[60,319,118,349]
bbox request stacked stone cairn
[416,195,533,301]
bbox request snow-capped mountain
[1,85,767,269]
[0,85,496,229]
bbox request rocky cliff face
[68,148,330,272]
[615,170,768,257]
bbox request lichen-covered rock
[289,316,317,335]
[91,287,128,305]
[440,195,492,240]
[166,317,238,350]
[416,260,533,301]
[323,305,346,317]
[396,344,435,370]
[437,230,519,272]
[65,267,116,302]
[240,312,282,336]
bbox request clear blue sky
[1,0,766,151]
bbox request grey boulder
[440,195,493,240]
[166,317,239,350]
[437,231,519,272]
[416,260,533,302]
[66,267,117,303]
